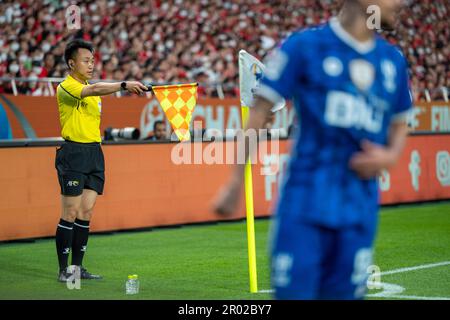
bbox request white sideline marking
[258,289,274,293]
[366,261,450,300]
[378,261,450,276]
[257,261,450,299]
[379,295,450,300]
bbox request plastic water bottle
[125,275,139,295]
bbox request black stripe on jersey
[60,84,80,100]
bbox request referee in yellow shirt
[55,39,147,282]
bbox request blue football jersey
[257,18,413,228]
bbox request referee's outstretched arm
[80,81,148,98]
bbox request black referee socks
[56,219,74,272]
[71,218,90,266]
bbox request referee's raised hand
[124,81,148,95]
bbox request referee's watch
[120,81,127,91]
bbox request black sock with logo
[71,218,90,267]
[56,219,74,273]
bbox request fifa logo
[436,151,450,186]
[409,150,421,191]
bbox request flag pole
[241,105,258,294]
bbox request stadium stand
[0,0,448,100]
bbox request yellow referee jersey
[56,75,102,143]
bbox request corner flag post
[239,50,286,293]
[240,105,258,294]
[239,50,260,293]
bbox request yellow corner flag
[152,83,198,141]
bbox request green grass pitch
[0,202,448,300]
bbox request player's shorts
[55,140,105,196]
[270,215,377,300]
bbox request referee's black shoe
[80,267,103,280]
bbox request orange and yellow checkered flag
[152,83,198,141]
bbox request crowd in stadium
[0,0,448,100]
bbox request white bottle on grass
[125,275,139,295]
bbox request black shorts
[55,140,105,196]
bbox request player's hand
[212,179,242,217]
[125,81,148,95]
[349,140,397,180]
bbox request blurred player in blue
[214,0,412,299]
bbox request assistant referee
[55,39,147,282]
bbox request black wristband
[121,81,127,90]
